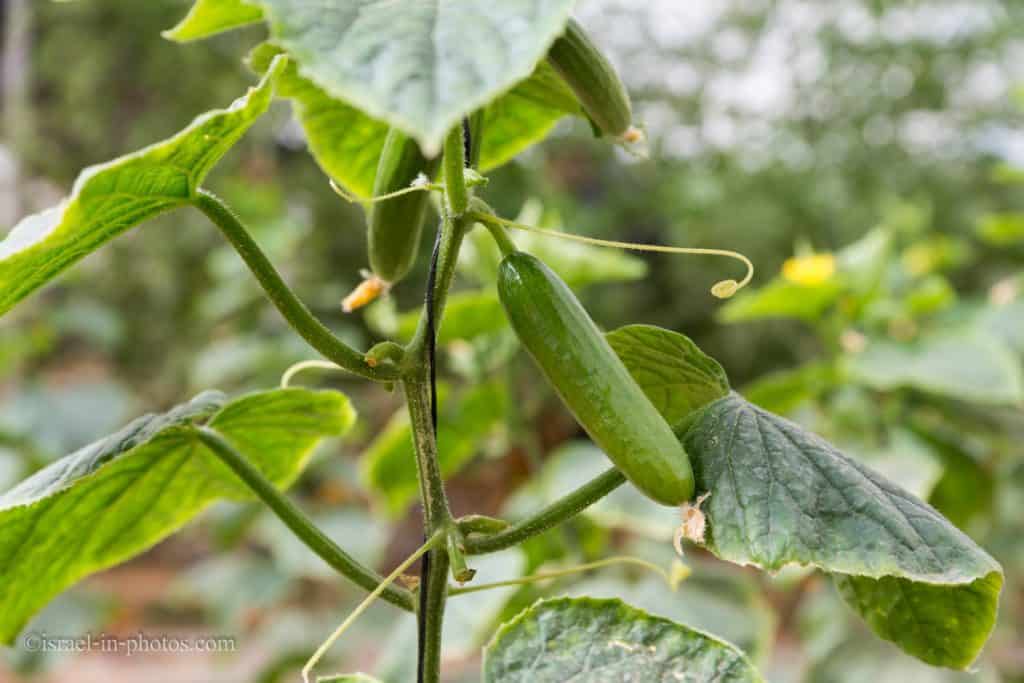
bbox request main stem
[407,123,477,683]
[405,211,470,683]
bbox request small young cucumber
[367,128,440,284]
[547,19,633,139]
[498,251,694,506]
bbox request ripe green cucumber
[547,19,633,139]
[498,251,694,505]
[367,128,440,283]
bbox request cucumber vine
[0,5,1006,683]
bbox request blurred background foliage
[1,0,1022,681]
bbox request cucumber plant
[0,4,1007,683]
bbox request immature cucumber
[498,251,694,505]
[367,128,440,283]
[548,19,633,139]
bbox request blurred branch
[194,426,415,612]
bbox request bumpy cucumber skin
[498,252,694,506]
[548,18,632,138]
[367,129,440,283]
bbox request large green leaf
[477,61,581,172]
[251,0,577,154]
[607,324,730,432]
[848,333,1023,405]
[568,548,776,662]
[317,675,382,683]
[483,597,763,682]
[0,387,353,643]
[248,43,387,198]
[163,0,263,41]
[0,57,286,317]
[249,44,579,198]
[361,381,506,517]
[681,392,1003,669]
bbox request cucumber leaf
[248,44,579,198]
[476,61,581,173]
[0,387,354,643]
[247,42,386,198]
[248,0,577,154]
[483,597,763,682]
[606,324,730,431]
[682,392,1002,669]
[0,56,286,317]
[163,0,263,41]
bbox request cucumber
[547,19,633,139]
[498,251,694,505]
[367,128,440,283]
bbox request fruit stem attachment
[470,198,516,255]
[469,210,754,298]
[463,467,627,555]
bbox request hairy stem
[463,467,627,555]
[404,375,455,528]
[195,190,399,382]
[193,426,414,611]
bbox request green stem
[471,203,516,256]
[193,426,414,612]
[443,125,469,215]
[403,375,455,529]
[194,190,399,383]
[402,211,472,683]
[463,467,627,555]
[419,545,449,683]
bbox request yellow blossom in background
[781,253,836,285]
